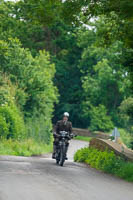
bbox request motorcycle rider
[52,112,72,159]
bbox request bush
[0,77,26,139]
[74,147,133,182]
[0,105,25,140]
[117,162,133,182]
[74,147,90,162]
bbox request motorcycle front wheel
[59,145,66,167]
[56,159,59,164]
[55,151,60,165]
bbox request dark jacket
[55,120,72,135]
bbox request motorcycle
[55,131,76,166]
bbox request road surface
[0,140,132,200]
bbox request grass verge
[0,138,52,157]
[74,147,133,182]
[75,136,92,142]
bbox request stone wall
[89,138,133,162]
[73,128,110,139]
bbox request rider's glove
[69,133,74,139]
[53,132,59,138]
[70,133,77,139]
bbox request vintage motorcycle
[55,131,76,166]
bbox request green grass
[0,138,52,157]
[74,147,133,182]
[75,135,92,142]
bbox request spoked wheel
[59,145,66,167]
[56,159,59,164]
[55,152,59,165]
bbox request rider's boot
[65,156,68,160]
[52,144,57,159]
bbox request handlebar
[70,133,77,139]
[53,132,77,139]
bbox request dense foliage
[74,147,133,182]
[119,129,133,149]
[119,98,133,134]
[0,0,132,142]
[0,13,57,143]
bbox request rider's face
[63,116,68,122]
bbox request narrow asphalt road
[0,140,132,200]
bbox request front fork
[56,139,69,158]
[59,141,67,157]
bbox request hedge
[74,147,133,182]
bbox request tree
[0,38,57,141]
[16,0,90,26]
[51,21,85,127]
[89,105,114,132]
[77,26,132,128]
[85,0,133,87]
[1,0,132,132]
